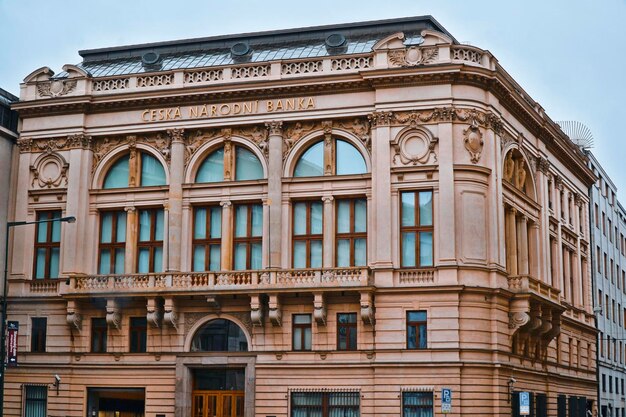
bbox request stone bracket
[313,293,326,326]
[250,294,264,327]
[163,298,178,330]
[146,298,163,328]
[66,300,82,332]
[269,294,282,327]
[106,299,121,331]
[360,292,375,326]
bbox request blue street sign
[442,388,452,413]
[519,392,530,415]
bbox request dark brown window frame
[335,198,367,267]
[129,316,147,353]
[292,314,312,351]
[336,313,357,351]
[233,202,262,270]
[31,317,47,353]
[98,209,126,274]
[91,317,107,353]
[400,191,434,268]
[406,310,428,350]
[136,208,164,273]
[292,200,323,268]
[290,391,360,417]
[192,205,222,271]
[33,210,62,279]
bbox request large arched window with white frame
[195,143,264,183]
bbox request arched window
[196,145,264,183]
[190,319,248,352]
[103,152,166,189]
[293,138,366,177]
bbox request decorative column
[506,208,518,275]
[322,196,334,268]
[517,215,529,275]
[220,201,232,270]
[167,128,185,272]
[571,249,581,307]
[562,248,571,302]
[528,222,540,278]
[536,156,551,282]
[367,111,393,269]
[124,206,137,273]
[265,121,283,268]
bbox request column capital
[220,200,232,208]
[124,206,136,213]
[265,120,283,136]
[368,111,393,127]
[321,195,334,203]
[167,128,185,143]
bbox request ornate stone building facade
[0,88,18,286]
[8,16,596,417]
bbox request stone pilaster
[265,121,283,268]
[167,128,185,272]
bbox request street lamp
[0,215,75,417]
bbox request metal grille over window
[24,385,48,417]
[291,391,360,417]
[402,391,433,417]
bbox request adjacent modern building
[587,152,626,417]
[7,16,597,417]
[0,88,18,287]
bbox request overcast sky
[1,0,624,196]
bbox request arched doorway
[190,319,248,417]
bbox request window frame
[232,202,262,270]
[136,207,164,273]
[406,310,428,350]
[337,312,357,351]
[33,210,62,280]
[91,317,108,353]
[335,198,367,267]
[24,385,48,417]
[98,209,127,274]
[402,391,434,417]
[192,205,222,272]
[292,200,323,269]
[129,317,147,353]
[290,391,360,417]
[292,314,312,351]
[31,317,47,353]
[400,190,434,268]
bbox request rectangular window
[233,203,262,270]
[91,318,107,353]
[406,311,427,349]
[192,206,221,271]
[129,317,147,353]
[292,314,312,351]
[402,391,433,417]
[33,210,62,279]
[31,317,47,353]
[291,392,359,417]
[602,374,606,392]
[137,208,164,273]
[595,204,599,228]
[400,191,434,268]
[24,385,47,417]
[337,313,357,351]
[557,394,566,417]
[98,210,126,274]
[293,201,323,268]
[536,393,548,417]
[336,199,367,267]
[597,247,601,273]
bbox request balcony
[507,274,560,304]
[62,267,371,298]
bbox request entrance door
[192,391,244,417]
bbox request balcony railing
[63,267,370,296]
[507,274,560,303]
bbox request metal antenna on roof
[556,121,594,150]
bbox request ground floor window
[291,391,359,417]
[402,391,433,417]
[87,387,145,417]
[24,385,47,417]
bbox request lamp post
[0,215,75,417]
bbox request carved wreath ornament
[392,127,438,165]
[36,79,77,98]
[463,124,484,163]
[388,46,439,67]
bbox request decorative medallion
[30,152,69,189]
[392,126,438,165]
[463,124,484,164]
[37,79,77,98]
[388,46,439,67]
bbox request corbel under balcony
[250,294,264,326]
[146,298,163,328]
[106,299,121,331]
[313,293,326,326]
[360,291,374,326]
[163,297,178,330]
[268,294,281,327]
[66,300,82,332]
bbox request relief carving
[393,107,502,134]
[508,311,530,330]
[283,121,317,159]
[146,298,163,328]
[368,111,393,127]
[250,295,264,327]
[392,126,438,165]
[313,293,326,326]
[30,152,69,189]
[37,79,77,98]
[336,118,371,152]
[463,124,484,164]
[269,294,282,327]
[388,46,439,67]
[106,299,121,331]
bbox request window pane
[210,207,222,238]
[304,328,312,349]
[193,245,205,271]
[408,311,427,321]
[196,148,224,183]
[420,232,433,267]
[116,212,127,243]
[354,199,366,233]
[235,206,248,237]
[337,201,351,233]
[235,146,264,180]
[103,155,129,188]
[209,245,221,271]
[251,243,262,269]
[35,248,46,279]
[402,192,416,227]
[337,239,350,267]
[139,211,151,241]
[354,238,366,266]
[402,232,416,267]
[251,204,263,236]
[101,213,113,243]
[419,324,427,348]
[407,325,417,349]
[49,248,59,278]
[114,249,125,273]
[36,219,48,243]
[50,219,61,242]
[294,314,311,324]
[153,247,163,272]
[194,208,207,239]
[336,139,366,175]
[294,203,307,235]
[99,251,111,274]
[138,248,150,273]
[310,240,322,268]
[311,202,323,234]
[155,209,164,241]
[294,141,324,177]
[419,191,433,226]
[293,328,302,350]
[140,153,166,186]
[293,241,307,268]
[234,243,247,270]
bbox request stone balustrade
[507,274,561,303]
